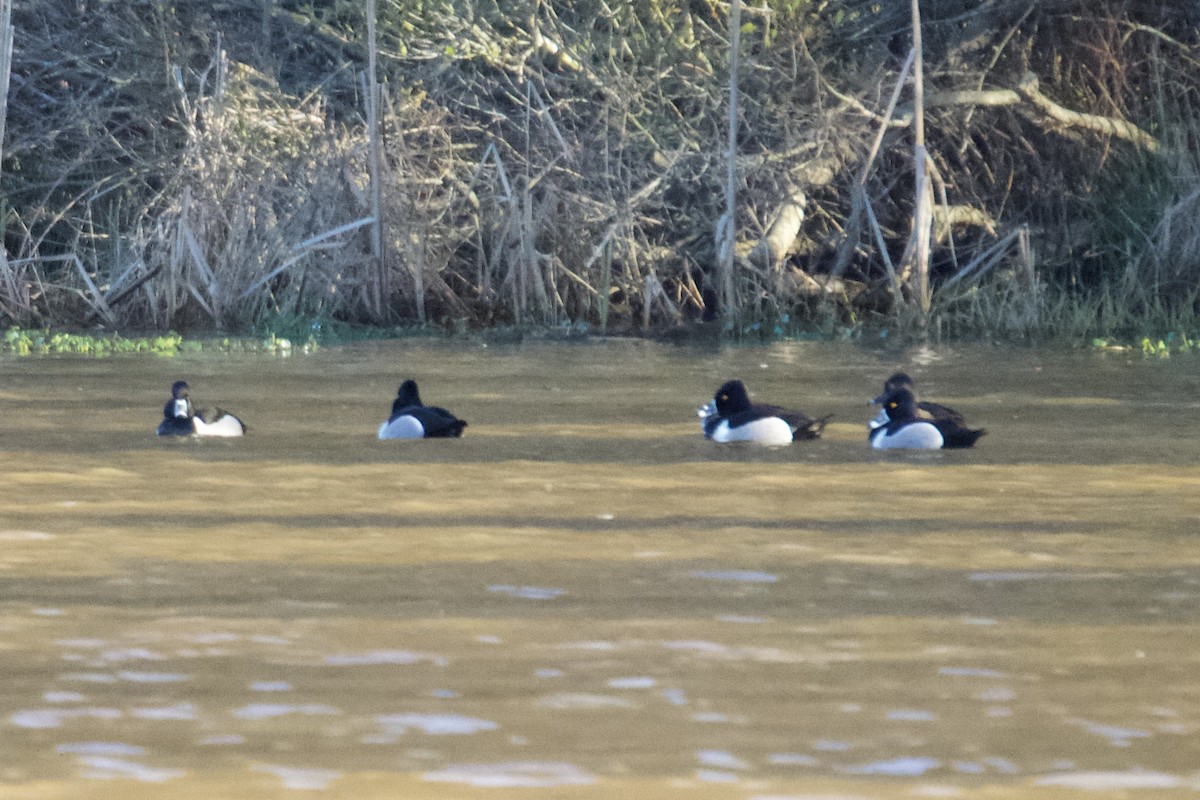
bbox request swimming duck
[868,372,969,429]
[699,379,830,445]
[869,386,984,449]
[378,379,468,439]
[156,380,246,437]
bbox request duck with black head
[870,385,984,449]
[699,379,831,446]
[869,372,985,448]
[156,380,246,437]
[378,379,468,439]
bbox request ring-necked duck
[869,372,968,429]
[378,379,468,439]
[699,379,830,446]
[156,380,246,437]
[869,386,984,449]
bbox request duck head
[395,379,423,408]
[882,386,921,422]
[713,379,752,415]
[873,372,915,405]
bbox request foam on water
[376,713,498,736]
[423,761,595,788]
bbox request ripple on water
[43,691,85,703]
[323,650,447,667]
[690,570,778,583]
[937,666,1005,678]
[696,750,749,770]
[252,765,342,790]
[607,676,656,689]
[58,743,145,756]
[118,671,189,684]
[1071,718,1152,747]
[132,703,197,721]
[846,756,941,776]
[537,693,638,711]
[0,530,55,541]
[887,709,937,722]
[487,585,567,600]
[10,707,121,729]
[78,756,184,783]
[376,713,498,737]
[232,703,339,721]
[1035,770,1185,790]
[423,761,594,788]
[250,681,292,692]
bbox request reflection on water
[2,339,1200,798]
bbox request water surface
[2,339,1199,798]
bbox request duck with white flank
[868,372,985,448]
[378,379,468,439]
[156,380,246,437]
[870,385,985,449]
[699,379,830,446]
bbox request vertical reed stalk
[0,0,13,317]
[909,0,932,316]
[720,0,742,324]
[365,0,386,320]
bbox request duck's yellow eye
[888,401,897,409]
[720,394,728,402]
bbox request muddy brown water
[1,339,1198,799]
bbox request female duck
[869,372,967,428]
[156,380,246,437]
[870,386,983,449]
[699,379,830,446]
[378,379,468,439]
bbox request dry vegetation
[1,0,1197,339]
